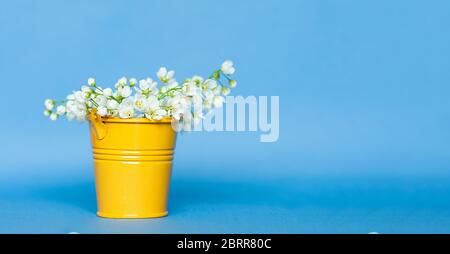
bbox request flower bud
[212,71,220,80]
[221,87,230,96]
[88,78,96,86]
[44,99,54,110]
[129,78,137,87]
[229,80,237,88]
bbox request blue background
[1,0,450,233]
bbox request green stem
[93,84,120,103]
[222,73,232,81]
[92,84,103,92]
[109,96,120,103]
[158,87,182,100]
[89,98,99,107]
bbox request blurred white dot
[368,232,379,234]
[68,232,80,234]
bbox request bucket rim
[98,117,174,124]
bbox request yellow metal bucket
[89,114,177,218]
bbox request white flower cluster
[44,61,237,129]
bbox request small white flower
[167,72,175,81]
[157,67,167,79]
[134,94,149,112]
[49,113,58,121]
[118,104,135,118]
[118,86,132,98]
[121,97,134,106]
[139,78,158,93]
[157,67,175,83]
[44,99,54,110]
[221,60,235,75]
[229,80,237,88]
[203,79,217,90]
[88,78,95,86]
[182,81,201,96]
[146,108,166,120]
[213,96,224,108]
[168,70,175,79]
[139,79,149,90]
[75,110,87,121]
[56,105,66,115]
[94,95,108,107]
[66,100,75,109]
[102,88,113,97]
[191,75,204,85]
[106,99,119,110]
[97,106,108,117]
[145,95,166,120]
[118,77,127,86]
[147,95,160,109]
[166,95,187,120]
[43,110,51,117]
[74,91,86,103]
[65,99,87,121]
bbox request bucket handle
[89,110,107,140]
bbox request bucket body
[89,117,177,218]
